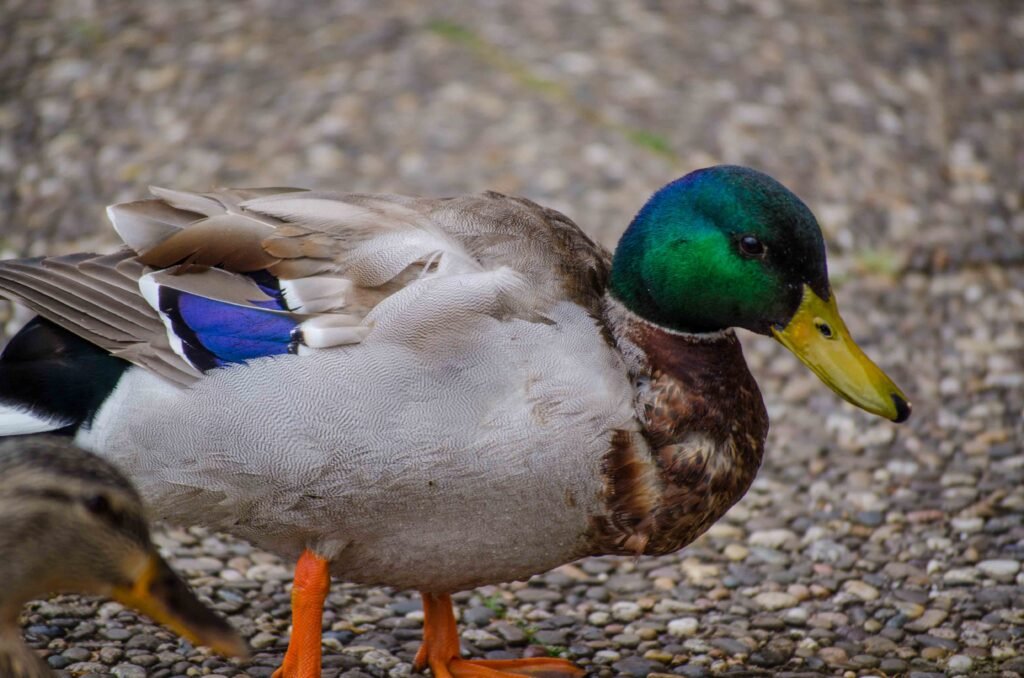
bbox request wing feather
[0,185,611,386]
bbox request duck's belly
[79,302,636,591]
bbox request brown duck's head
[0,437,248,659]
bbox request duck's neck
[601,293,769,554]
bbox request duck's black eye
[84,493,112,517]
[739,235,766,257]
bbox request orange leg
[271,549,331,678]
[413,592,584,678]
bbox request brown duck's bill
[112,554,249,659]
[771,285,911,423]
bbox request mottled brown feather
[591,429,659,554]
[590,300,769,557]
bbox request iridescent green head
[611,165,827,334]
[611,165,911,423]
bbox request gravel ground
[3,1,1023,676]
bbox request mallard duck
[0,165,909,678]
[0,436,246,677]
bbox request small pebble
[843,580,880,601]
[977,559,1020,580]
[667,617,699,637]
[754,592,798,611]
[611,601,642,622]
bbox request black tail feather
[0,317,130,435]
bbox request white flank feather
[0,406,68,435]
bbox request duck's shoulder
[413,191,612,316]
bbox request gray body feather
[0,188,639,592]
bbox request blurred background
[2,1,1023,676]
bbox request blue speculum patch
[246,271,290,310]
[161,288,297,370]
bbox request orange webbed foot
[413,592,584,678]
[271,549,331,678]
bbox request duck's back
[0,188,637,590]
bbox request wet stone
[62,647,91,662]
[855,511,885,527]
[606,573,649,593]
[125,634,160,651]
[754,592,798,611]
[667,618,699,637]
[751,613,786,630]
[851,653,880,668]
[26,624,62,638]
[748,529,798,549]
[47,655,73,670]
[514,588,561,603]
[819,647,849,666]
[66,662,108,674]
[389,598,422,615]
[98,646,123,664]
[904,609,948,632]
[977,559,1020,580]
[880,658,909,674]
[102,627,131,641]
[611,601,642,622]
[111,664,147,678]
[612,632,641,647]
[806,540,851,563]
[711,637,750,656]
[749,641,793,667]
[1000,657,1024,673]
[580,560,613,576]
[250,632,278,650]
[783,607,809,626]
[612,656,659,676]
[533,630,567,646]
[946,655,970,675]
[863,635,899,655]
[917,634,958,650]
[462,606,496,626]
[493,622,528,646]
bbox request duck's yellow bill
[771,285,911,423]
[112,554,249,659]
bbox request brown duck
[0,436,246,677]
